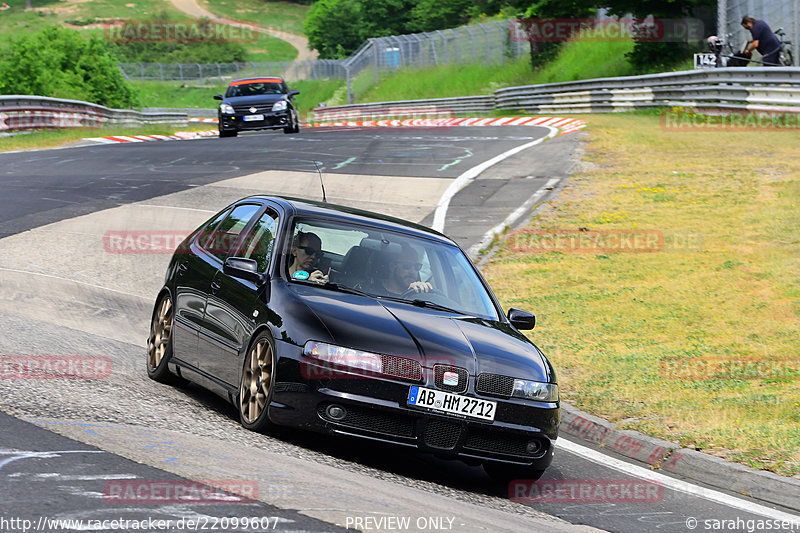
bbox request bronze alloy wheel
[146,295,185,385]
[239,334,275,429]
[147,296,172,372]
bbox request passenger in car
[289,231,329,283]
[377,243,432,297]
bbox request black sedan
[213,77,300,137]
[147,196,559,480]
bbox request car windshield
[226,81,285,97]
[287,218,500,320]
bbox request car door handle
[210,280,221,294]
[177,262,188,276]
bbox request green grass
[130,80,228,109]
[0,0,183,38]
[0,124,209,152]
[246,30,299,61]
[200,0,309,35]
[0,0,298,61]
[357,37,700,104]
[482,113,800,476]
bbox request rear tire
[146,294,187,386]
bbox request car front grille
[463,427,548,458]
[317,403,414,437]
[476,373,515,398]
[232,103,273,114]
[434,365,468,393]
[423,419,462,450]
[382,355,423,382]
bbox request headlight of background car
[512,379,559,402]
[219,103,235,114]
[271,100,288,112]
[303,341,382,374]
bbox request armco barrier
[0,95,187,133]
[313,67,800,120]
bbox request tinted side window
[202,204,261,261]
[195,209,230,250]
[238,211,279,272]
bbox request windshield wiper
[408,299,460,314]
[321,282,371,298]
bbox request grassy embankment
[200,0,308,35]
[482,113,800,476]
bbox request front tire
[219,127,238,138]
[146,294,185,385]
[238,332,276,432]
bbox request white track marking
[432,126,558,233]
[557,437,800,522]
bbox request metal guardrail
[313,67,800,120]
[0,95,187,133]
[312,96,494,121]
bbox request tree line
[304,0,714,72]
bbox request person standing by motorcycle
[741,16,782,66]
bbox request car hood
[223,94,286,105]
[290,286,553,383]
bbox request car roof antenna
[313,160,327,203]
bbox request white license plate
[243,114,264,121]
[407,386,496,421]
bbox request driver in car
[289,231,329,284]
[379,243,432,297]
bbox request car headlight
[219,103,234,114]
[272,100,288,112]
[512,379,559,402]
[303,341,381,374]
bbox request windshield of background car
[287,219,500,320]
[225,79,287,98]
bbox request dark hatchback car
[147,196,559,480]
[213,77,300,137]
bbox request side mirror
[507,308,535,330]
[288,89,300,97]
[213,94,223,100]
[223,257,266,285]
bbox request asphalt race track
[1,126,798,533]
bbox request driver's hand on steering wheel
[407,281,433,293]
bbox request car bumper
[219,112,290,131]
[269,342,559,468]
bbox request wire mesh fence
[118,20,529,102]
[118,60,347,84]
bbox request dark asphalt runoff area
[1,126,798,532]
[0,126,551,239]
[0,411,347,532]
